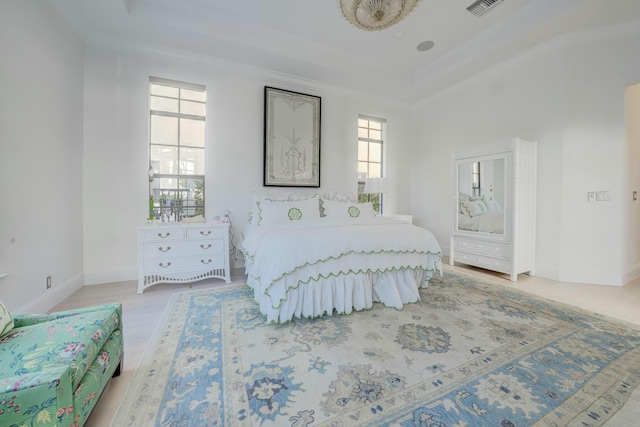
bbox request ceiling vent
[467,0,505,17]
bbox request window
[148,77,206,222]
[357,115,386,213]
[472,162,481,196]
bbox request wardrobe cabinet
[450,138,537,281]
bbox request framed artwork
[264,86,321,187]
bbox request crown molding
[411,16,640,109]
[48,0,88,39]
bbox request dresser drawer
[453,251,512,273]
[143,239,224,258]
[137,222,231,294]
[453,237,511,258]
[144,254,225,274]
[186,227,226,240]
[141,228,185,242]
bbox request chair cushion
[0,306,120,390]
[0,299,13,337]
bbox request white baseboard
[622,262,640,285]
[84,269,137,286]
[440,244,450,259]
[453,261,626,287]
[531,265,560,282]
[16,273,84,314]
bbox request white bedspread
[241,217,443,322]
[458,211,504,234]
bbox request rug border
[443,264,640,331]
[109,283,248,427]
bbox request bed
[240,192,443,323]
[457,193,504,234]
[458,211,504,233]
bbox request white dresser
[137,222,231,294]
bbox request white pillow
[484,199,501,212]
[461,199,487,217]
[257,197,320,225]
[250,191,325,225]
[319,189,356,203]
[0,299,14,337]
[321,200,376,220]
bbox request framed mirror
[263,86,321,187]
[456,156,507,235]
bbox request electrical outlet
[46,275,52,289]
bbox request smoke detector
[467,0,505,17]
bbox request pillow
[0,299,14,337]
[256,197,320,226]
[250,191,324,225]
[458,193,472,213]
[319,189,356,203]
[321,200,376,220]
[484,199,501,212]
[460,199,487,217]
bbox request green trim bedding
[241,216,443,323]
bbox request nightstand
[382,214,413,224]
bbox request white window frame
[148,77,206,222]
[357,115,386,213]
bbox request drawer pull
[200,230,212,236]
[201,259,212,265]
[158,246,171,252]
[157,232,171,238]
[158,262,172,268]
[200,244,212,249]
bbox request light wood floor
[51,264,640,427]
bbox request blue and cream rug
[112,270,640,426]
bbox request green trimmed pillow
[461,199,487,217]
[0,299,14,337]
[484,199,501,212]
[257,197,321,225]
[321,200,376,220]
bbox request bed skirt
[245,252,442,323]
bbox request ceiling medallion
[339,0,420,31]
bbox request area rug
[111,270,640,426]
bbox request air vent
[467,0,504,17]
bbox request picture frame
[264,86,321,187]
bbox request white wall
[0,1,85,311]
[623,82,640,283]
[81,42,413,285]
[411,26,640,286]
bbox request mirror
[457,158,506,234]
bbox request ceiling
[54,0,640,103]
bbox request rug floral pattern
[112,271,640,426]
